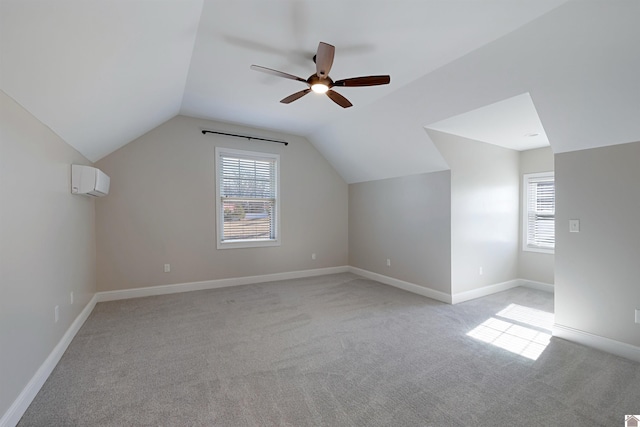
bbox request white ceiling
[2,1,639,183]
[426,93,549,152]
[0,0,203,161]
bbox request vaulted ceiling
[1,1,639,183]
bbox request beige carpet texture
[18,273,640,426]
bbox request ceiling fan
[250,42,390,108]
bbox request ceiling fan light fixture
[311,83,329,94]
[250,41,390,108]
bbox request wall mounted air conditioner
[71,165,110,197]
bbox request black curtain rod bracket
[201,130,288,146]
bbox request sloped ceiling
[1,1,639,183]
[0,0,203,161]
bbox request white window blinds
[524,172,555,252]
[216,148,279,247]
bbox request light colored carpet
[18,273,640,426]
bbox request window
[216,147,280,249]
[523,172,555,253]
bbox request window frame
[522,171,555,254]
[215,147,280,250]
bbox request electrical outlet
[569,219,580,233]
[386,259,391,267]
[70,292,74,305]
[311,253,316,260]
[54,305,59,323]
[164,264,171,273]
[635,309,640,324]
[479,266,483,276]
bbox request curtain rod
[201,130,288,146]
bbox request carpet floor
[18,273,640,426]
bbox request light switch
[569,219,580,233]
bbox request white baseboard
[452,279,553,304]
[100,267,548,308]
[97,266,350,302]
[348,267,452,304]
[451,279,522,304]
[553,323,640,363]
[0,294,98,427]
[519,279,554,293]
[347,268,554,305]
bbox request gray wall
[518,147,555,284]
[0,91,97,417]
[348,171,452,294]
[430,130,520,295]
[95,115,348,291]
[555,141,640,346]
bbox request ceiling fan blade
[280,89,311,104]
[333,75,391,87]
[326,90,353,108]
[315,42,335,79]
[250,65,307,83]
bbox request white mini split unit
[71,165,110,197]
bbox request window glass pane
[217,148,279,247]
[222,200,275,241]
[524,173,555,252]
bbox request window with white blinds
[523,172,555,253]
[215,147,280,249]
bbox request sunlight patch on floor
[467,304,553,360]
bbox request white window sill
[217,239,280,250]
[523,245,554,255]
